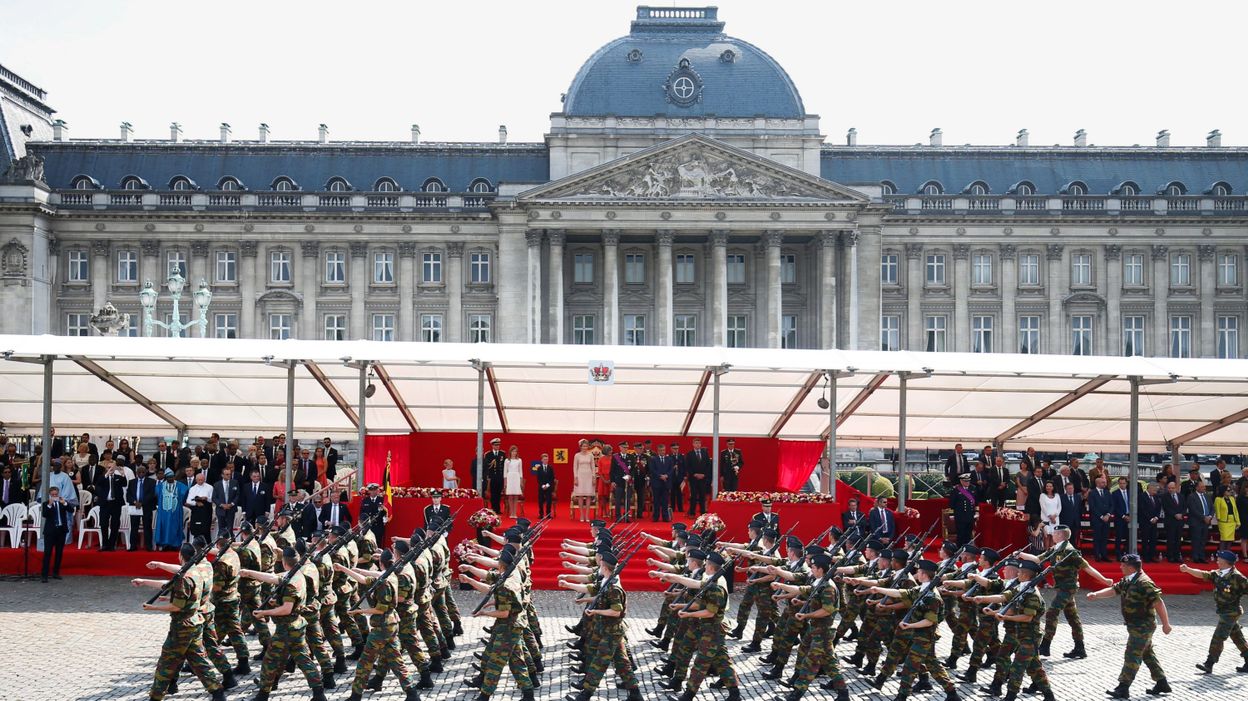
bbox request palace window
[470,252,491,283]
[469,314,492,343]
[925,316,947,352]
[167,250,187,278]
[325,251,346,283]
[881,315,900,352]
[269,250,291,283]
[1124,254,1145,287]
[215,251,236,283]
[625,253,645,284]
[925,253,946,286]
[781,315,798,349]
[1170,253,1191,287]
[624,315,646,346]
[324,314,347,341]
[972,253,993,286]
[373,251,395,284]
[66,313,90,337]
[1071,315,1093,356]
[68,250,89,282]
[1218,253,1238,287]
[675,315,697,347]
[1019,316,1040,354]
[213,313,238,339]
[1071,253,1093,287]
[420,314,442,343]
[972,315,993,353]
[422,252,442,283]
[573,253,594,284]
[1169,316,1192,358]
[117,250,138,283]
[1123,316,1145,356]
[726,254,746,284]
[1019,254,1040,286]
[269,314,292,340]
[675,253,696,284]
[781,254,797,284]
[880,253,899,285]
[726,315,747,348]
[1217,316,1240,359]
[572,315,595,345]
[373,314,396,342]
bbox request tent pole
[897,373,908,510]
[711,368,721,502]
[285,361,295,497]
[826,371,837,498]
[357,362,368,493]
[1129,376,1140,554]
[40,355,53,498]
[475,362,485,496]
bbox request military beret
[1002,558,1021,569]
[687,549,707,561]
[330,525,347,536]
[1120,554,1142,566]
[281,546,298,560]
[941,541,958,554]
[785,535,803,549]
[701,529,716,541]
[310,528,325,541]
[674,531,691,543]
[748,519,765,530]
[706,551,726,567]
[804,545,825,556]
[179,542,197,559]
[294,539,309,556]
[890,550,909,563]
[216,530,233,543]
[596,544,614,556]
[672,522,688,531]
[239,521,254,534]
[256,514,270,527]
[760,498,773,506]
[878,549,894,561]
[762,528,779,540]
[980,548,1000,563]
[828,526,843,539]
[1019,560,1042,574]
[685,535,703,549]
[1054,524,1071,534]
[1217,550,1240,563]
[516,517,532,528]
[191,535,208,549]
[916,559,938,573]
[596,531,614,543]
[506,531,523,544]
[865,540,884,552]
[600,551,619,568]
[810,554,832,570]
[502,543,517,556]
[590,519,606,528]
[499,550,515,566]
[963,545,981,556]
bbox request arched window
[965,181,990,196]
[374,177,399,192]
[919,180,943,195]
[120,175,148,190]
[1011,181,1036,196]
[879,180,897,195]
[1114,181,1140,196]
[1161,181,1187,196]
[1063,181,1088,196]
[325,177,352,192]
[1209,181,1232,197]
[217,176,243,191]
[169,176,197,191]
[71,174,99,190]
[422,177,447,193]
[271,176,298,192]
[469,178,493,193]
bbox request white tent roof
[3,334,1248,451]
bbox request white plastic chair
[78,505,102,548]
[0,503,26,548]
[21,506,42,546]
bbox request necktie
[3,480,8,502]
[1203,496,1209,516]
[55,504,62,527]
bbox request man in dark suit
[0,465,27,507]
[842,497,865,531]
[238,468,271,523]
[533,453,556,519]
[1187,481,1214,563]
[1058,480,1083,544]
[1161,480,1187,563]
[950,472,978,545]
[1181,468,1203,499]
[944,443,971,487]
[322,438,340,481]
[79,458,102,504]
[667,441,685,516]
[212,464,240,537]
[986,455,1011,508]
[483,438,507,513]
[1111,476,1133,557]
[359,483,388,544]
[97,461,128,551]
[168,440,192,470]
[1209,459,1231,490]
[41,487,74,582]
[683,438,711,516]
[967,461,989,502]
[1068,457,1090,496]
[1023,467,1044,524]
[1138,482,1162,562]
[321,489,354,529]
[648,444,674,522]
[422,490,449,529]
[204,443,228,484]
[295,448,317,492]
[753,498,780,531]
[253,452,278,485]
[867,498,897,544]
[1020,446,1040,473]
[719,438,743,492]
[291,491,318,539]
[126,463,157,550]
[1087,476,1113,561]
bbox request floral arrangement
[692,512,727,534]
[354,487,479,499]
[902,507,920,519]
[453,539,475,567]
[994,506,1030,523]
[467,508,501,530]
[715,491,837,504]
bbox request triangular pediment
[519,134,869,203]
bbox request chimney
[52,119,68,141]
[498,125,508,144]
[258,123,270,143]
[929,128,943,147]
[846,127,858,146]
[411,124,421,144]
[219,123,231,143]
[318,123,329,144]
[1156,129,1170,147]
[169,122,183,142]
[1015,129,1029,147]
[1207,129,1222,148]
[120,121,134,142]
[1073,129,1087,147]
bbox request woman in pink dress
[571,439,597,522]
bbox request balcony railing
[1015,197,1047,210]
[1062,197,1104,211]
[920,197,954,210]
[967,197,999,210]
[367,195,400,208]
[159,194,192,206]
[1168,197,1200,212]
[1119,197,1152,211]
[1214,198,1245,211]
[208,194,241,207]
[257,194,301,207]
[414,195,448,208]
[109,194,143,206]
[318,195,352,208]
[59,192,92,205]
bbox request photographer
[185,471,214,542]
[41,486,74,582]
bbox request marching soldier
[564,550,644,701]
[236,520,273,658]
[211,530,251,676]
[770,551,850,701]
[310,529,348,674]
[760,540,816,679]
[833,539,885,650]
[368,535,437,691]
[946,547,1004,684]
[337,549,422,701]
[865,559,962,701]
[327,525,367,660]
[1019,524,1112,659]
[654,545,707,690]
[937,542,977,668]
[1181,550,1248,673]
[726,525,780,651]
[659,551,741,701]
[131,543,227,701]
[974,560,1055,701]
[1086,554,1173,699]
[240,546,329,701]
[461,549,537,701]
[294,538,338,689]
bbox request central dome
[561,6,806,120]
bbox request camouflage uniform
[1040,544,1087,647]
[1113,572,1167,688]
[257,570,323,692]
[1192,567,1248,663]
[790,579,847,692]
[212,547,248,664]
[767,557,811,671]
[300,558,335,677]
[413,549,446,657]
[685,579,739,693]
[192,559,233,676]
[664,569,704,684]
[352,533,378,639]
[833,557,880,641]
[315,547,344,660]
[987,580,1024,686]
[396,561,432,672]
[735,542,778,643]
[350,572,414,694]
[966,575,1004,668]
[1003,587,1052,696]
[580,583,639,692]
[149,570,223,700]
[479,573,534,695]
[237,537,272,648]
[333,540,365,648]
[428,537,456,647]
[435,535,462,629]
[895,585,957,695]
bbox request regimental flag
[383,450,393,509]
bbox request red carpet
[0,542,179,578]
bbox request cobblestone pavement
[1,577,1245,701]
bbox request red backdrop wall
[364,432,824,500]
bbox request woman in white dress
[441,458,461,490]
[503,445,524,518]
[571,439,596,522]
[1039,479,1062,549]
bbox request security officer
[1181,550,1248,673]
[1086,554,1173,698]
[359,483,388,546]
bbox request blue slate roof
[0,108,13,170]
[562,7,805,119]
[27,142,550,191]
[821,147,1248,195]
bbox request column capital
[140,239,161,257]
[817,230,838,250]
[1197,244,1216,262]
[397,241,418,256]
[91,239,110,256]
[238,240,258,258]
[1150,244,1169,261]
[349,241,369,258]
[525,230,544,247]
[546,229,566,247]
[952,243,971,260]
[1045,243,1065,261]
[708,230,729,247]
[905,242,924,260]
[446,241,465,258]
[602,229,622,247]
[999,243,1017,260]
[762,230,785,248]
[300,240,321,258]
[191,240,210,257]
[655,229,675,247]
[843,230,859,248]
[1103,244,1121,261]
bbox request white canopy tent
[4,334,1248,551]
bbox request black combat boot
[944,653,960,669]
[761,652,777,665]
[453,621,464,636]
[710,679,725,689]
[1043,689,1057,701]
[367,672,385,691]
[210,690,225,701]
[333,653,346,675]
[1037,641,1051,657]
[521,688,535,701]
[445,637,456,651]
[285,658,295,673]
[311,688,328,701]
[221,672,238,690]
[346,693,362,701]
[726,687,742,701]
[1196,658,1216,674]
[1145,679,1171,695]
[253,644,268,660]
[892,691,909,701]
[250,691,268,701]
[1002,692,1018,701]
[417,669,434,689]
[762,666,784,680]
[836,689,850,701]
[1106,683,1130,699]
[843,651,864,668]
[860,658,877,676]
[565,691,593,701]
[1238,655,1248,673]
[625,687,643,701]
[728,622,745,639]
[945,690,962,701]
[666,692,695,701]
[234,658,252,676]
[872,674,887,690]
[1064,641,1088,659]
[404,688,421,701]
[429,657,443,673]
[981,681,1003,697]
[463,674,483,689]
[649,638,670,651]
[347,643,364,660]
[323,673,336,690]
[1025,681,1041,693]
[959,666,978,684]
[658,663,674,677]
[166,677,179,696]
[660,678,683,691]
[912,674,932,693]
[646,625,665,637]
[742,641,763,653]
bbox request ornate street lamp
[139,273,213,337]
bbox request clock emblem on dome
[663,58,703,107]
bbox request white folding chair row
[22,506,42,546]
[0,502,26,548]
[78,505,102,549]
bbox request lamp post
[139,273,212,337]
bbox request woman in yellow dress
[1215,483,1241,550]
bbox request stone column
[525,230,543,343]
[446,242,464,342]
[602,230,620,345]
[1198,245,1216,357]
[547,230,565,344]
[238,240,257,339]
[253,242,268,338]
[300,241,320,340]
[905,243,923,350]
[190,240,210,289]
[952,243,970,352]
[349,241,368,340]
[818,231,837,349]
[140,239,161,287]
[655,229,674,346]
[1046,244,1065,353]
[1000,244,1017,353]
[398,242,417,342]
[91,240,109,312]
[855,223,881,351]
[1151,245,1169,356]
[1104,245,1122,355]
[763,230,784,347]
[710,230,729,347]
[497,215,528,343]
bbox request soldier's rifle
[582,537,647,612]
[359,506,462,601]
[469,515,553,615]
[960,544,1022,599]
[994,548,1078,615]
[146,542,212,605]
[745,521,800,583]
